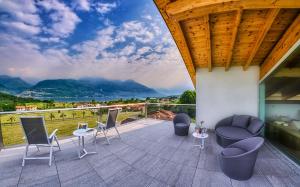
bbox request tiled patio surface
[0,119,299,187]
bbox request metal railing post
[145,103,148,118]
[0,115,4,150]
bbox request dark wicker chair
[173,113,191,136]
[215,115,264,147]
[219,137,264,180]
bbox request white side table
[192,132,209,149]
[73,128,97,159]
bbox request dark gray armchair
[173,113,191,136]
[215,115,264,147]
[219,137,264,180]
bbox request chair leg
[54,136,61,151]
[115,127,121,139]
[36,145,40,152]
[22,145,29,167]
[103,130,110,144]
[94,130,99,143]
[49,144,53,166]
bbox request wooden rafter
[243,8,280,70]
[204,14,212,71]
[166,0,300,17]
[225,9,242,71]
[169,1,241,21]
[260,14,300,79]
[173,20,197,83]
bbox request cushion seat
[215,115,264,147]
[175,123,189,128]
[222,147,246,156]
[216,126,253,140]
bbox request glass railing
[145,103,196,122]
[0,102,196,148]
[0,103,146,147]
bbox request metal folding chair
[20,116,61,166]
[94,108,121,144]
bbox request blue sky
[0,0,193,92]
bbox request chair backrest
[173,113,191,125]
[20,116,49,145]
[106,108,120,129]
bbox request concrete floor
[0,119,299,187]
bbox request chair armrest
[215,116,233,130]
[96,122,106,127]
[49,129,58,140]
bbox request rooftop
[0,119,299,186]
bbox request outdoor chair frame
[20,116,61,166]
[94,108,121,144]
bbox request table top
[73,128,95,137]
[192,132,209,139]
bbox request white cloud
[0,0,41,34]
[39,37,60,43]
[1,21,40,35]
[119,44,136,56]
[143,15,152,20]
[38,0,81,38]
[94,2,117,14]
[115,21,155,43]
[72,0,90,11]
[137,46,152,55]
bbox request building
[155,0,300,161]
[15,105,37,111]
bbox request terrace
[0,118,299,187]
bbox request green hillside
[0,92,44,111]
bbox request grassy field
[0,110,142,146]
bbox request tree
[7,116,16,125]
[49,113,55,121]
[60,112,66,121]
[72,112,77,119]
[179,90,196,104]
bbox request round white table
[73,128,97,159]
[192,132,209,149]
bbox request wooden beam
[166,0,300,17]
[243,8,280,70]
[260,14,300,79]
[170,1,241,21]
[173,20,197,82]
[166,0,238,16]
[225,9,242,71]
[241,0,300,9]
[203,14,212,72]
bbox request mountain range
[0,75,161,101]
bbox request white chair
[94,108,121,144]
[20,116,61,166]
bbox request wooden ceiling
[154,0,300,85]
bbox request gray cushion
[216,126,253,140]
[175,123,189,128]
[247,118,263,134]
[222,147,245,156]
[232,115,250,128]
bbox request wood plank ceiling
[154,0,300,85]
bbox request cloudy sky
[0,0,193,91]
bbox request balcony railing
[0,103,195,148]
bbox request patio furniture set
[173,113,265,181]
[20,108,121,166]
[19,110,264,181]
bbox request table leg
[201,138,205,149]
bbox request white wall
[196,66,259,129]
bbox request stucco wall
[196,66,259,129]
